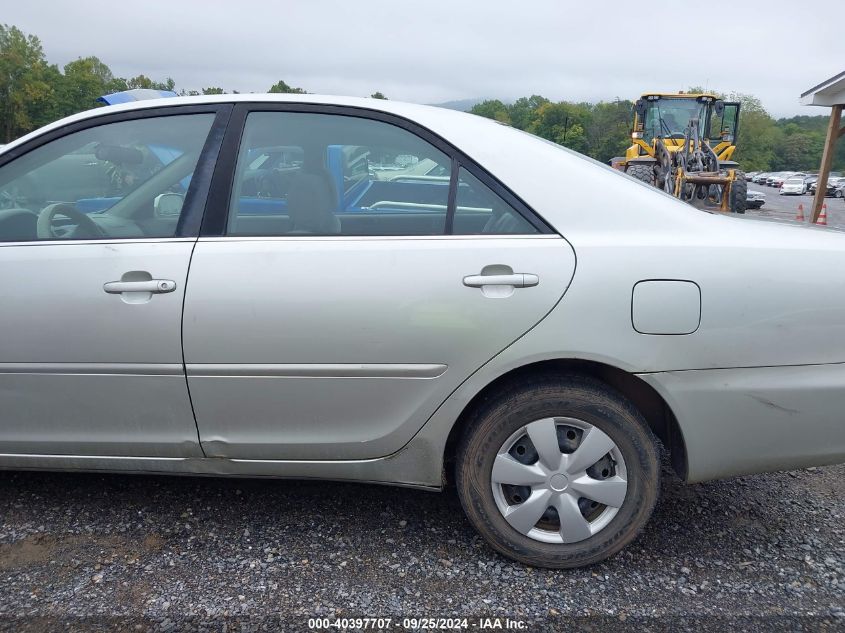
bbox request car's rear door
[183,105,575,460]
[0,106,228,457]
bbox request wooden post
[812,104,843,223]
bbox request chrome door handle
[463,273,539,288]
[103,279,177,294]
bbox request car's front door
[184,107,576,460]
[0,108,225,456]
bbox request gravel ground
[0,464,843,632]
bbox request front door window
[0,113,214,242]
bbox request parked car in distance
[780,177,807,195]
[753,172,770,184]
[771,172,805,188]
[765,172,784,186]
[765,172,790,186]
[810,176,845,197]
[746,190,766,208]
[745,171,759,181]
[1,94,844,570]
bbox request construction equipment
[622,92,746,214]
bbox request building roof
[800,71,845,107]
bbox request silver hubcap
[490,417,628,544]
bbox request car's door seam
[179,106,236,457]
[180,236,205,455]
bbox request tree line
[2,23,842,173]
[469,91,844,172]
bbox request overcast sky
[5,0,843,117]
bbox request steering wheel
[36,203,105,240]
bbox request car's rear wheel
[456,374,660,568]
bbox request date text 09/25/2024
[307,617,528,630]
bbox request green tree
[53,56,124,117]
[586,99,633,162]
[508,95,549,130]
[268,79,307,94]
[125,74,175,91]
[202,87,225,95]
[528,101,590,153]
[370,91,387,100]
[735,111,778,171]
[0,24,53,142]
[470,99,511,124]
[127,75,154,89]
[25,62,63,129]
[770,124,824,171]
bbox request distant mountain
[427,98,487,112]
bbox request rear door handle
[463,273,539,288]
[103,279,177,294]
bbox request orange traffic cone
[796,203,805,221]
[817,203,828,226]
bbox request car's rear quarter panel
[398,118,845,482]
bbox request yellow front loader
[621,92,746,214]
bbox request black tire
[625,163,656,186]
[456,374,660,569]
[729,171,747,214]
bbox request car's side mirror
[154,192,184,219]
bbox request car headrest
[286,169,341,235]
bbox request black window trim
[201,102,554,237]
[444,157,459,234]
[0,103,234,240]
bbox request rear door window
[225,110,545,237]
[227,111,452,236]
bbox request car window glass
[0,114,214,242]
[452,167,539,235]
[227,112,452,236]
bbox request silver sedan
[0,95,843,568]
